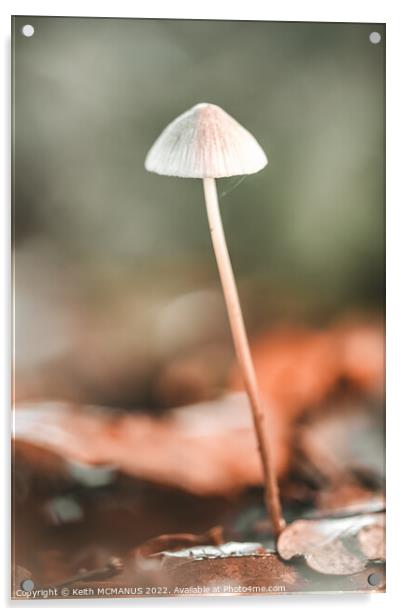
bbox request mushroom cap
[145,103,268,179]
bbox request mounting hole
[21,24,35,38]
[368,572,382,586]
[21,578,35,591]
[369,31,381,45]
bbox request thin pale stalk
[202,177,285,540]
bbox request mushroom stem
[202,177,285,540]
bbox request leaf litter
[277,511,385,575]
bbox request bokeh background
[13,17,385,408]
[12,18,385,588]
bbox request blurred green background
[12,17,385,406]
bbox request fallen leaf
[358,521,385,560]
[305,497,385,520]
[231,320,384,419]
[14,394,286,495]
[297,402,385,486]
[119,549,303,594]
[158,552,302,592]
[277,512,385,575]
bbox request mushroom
[145,103,285,538]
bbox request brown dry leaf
[14,393,285,495]
[159,552,301,592]
[236,327,339,417]
[76,555,385,595]
[65,552,304,596]
[229,320,384,480]
[119,548,303,594]
[14,321,384,497]
[293,400,385,509]
[336,322,385,395]
[232,321,384,414]
[277,512,385,575]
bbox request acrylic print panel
[12,16,385,599]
